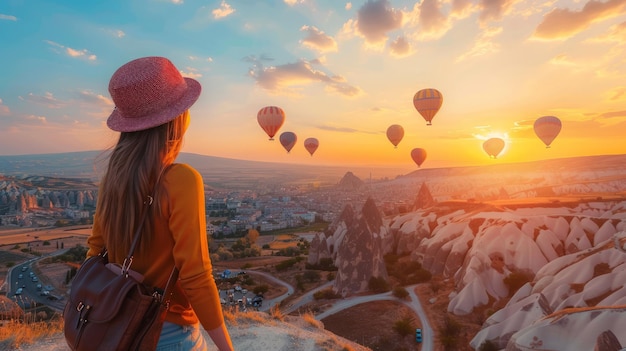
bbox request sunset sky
[1,0,625,170]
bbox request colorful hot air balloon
[411,148,427,167]
[304,137,319,156]
[279,132,297,153]
[413,88,443,125]
[483,138,505,159]
[386,124,404,148]
[257,106,285,140]
[534,116,561,148]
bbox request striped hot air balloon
[413,89,443,125]
[257,106,285,140]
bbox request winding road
[264,276,433,351]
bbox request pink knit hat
[107,56,201,132]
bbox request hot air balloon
[386,124,404,148]
[413,88,443,125]
[534,116,561,148]
[304,138,319,156]
[483,138,505,159]
[411,148,427,167]
[279,132,297,153]
[257,106,285,140]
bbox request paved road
[244,270,294,312]
[305,284,433,351]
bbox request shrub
[252,284,269,295]
[503,270,534,296]
[392,316,414,337]
[313,288,340,300]
[479,340,499,351]
[393,286,409,299]
[368,276,389,293]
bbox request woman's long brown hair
[96,110,189,257]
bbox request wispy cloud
[19,92,66,109]
[180,67,202,79]
[300,25,338,53]
[315,124,378,134]
[532,0,626,41]
[606,86,626,101]
[456,26,502,62]
[213,0,235,19]
[0,98,10,115]
[597,110,626,118]
[76,90,113,108]
[104,29,126,38]
[0,14,17,21]
[414,0,451,40]
[44,40,97,61]
[284,0,306,5]
[246,56,362,97]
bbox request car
[21,266,28,272]
[234,285,242,292]
[416,328,423,343]
[241,289,248,295]
[32,276,38,282]
[15,288,23,295]
[36,284,42,291]
[40,290,50,296]
[18,274,23,279]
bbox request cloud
[180,67,202,79]
[284,0,306,5]
[416,0,451,39]
[477,0,518,25]
[246,57,362,97]
[532,0,626,40]
[189,56,213,62]
[23,115,48,124]
[0,14,17,21]
[346,3,353,10]
[105,29,125,38]
[213,1,235,19]
[354,0,403,45]
[388,35,412,57]
[44,40,97,61]
[300,25,338,53]
[170,0,184,4]
[606,86,626,101]
[316,124,378,134]
[590,20,626,43]
[77,90,113,108]
[597,110,626,118]
[0,98,10,115]
[19,92,66,109]
[456,26,502,62]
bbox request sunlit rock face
[390,199,626,348]
[307,198,392,296]
[504,307,626,351]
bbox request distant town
[0,172,416,237]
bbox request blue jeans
[156,322,208,351]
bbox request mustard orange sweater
[87,163,225,331]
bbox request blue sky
[1,0,625,169]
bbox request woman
[86,56,234,351]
